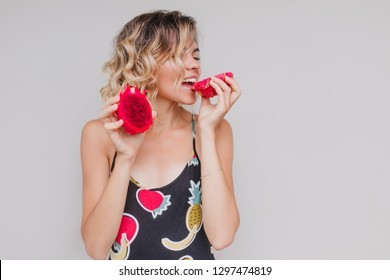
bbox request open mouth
[181,77,197,89]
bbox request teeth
[183,78,196,83]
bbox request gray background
[0,0,389,259]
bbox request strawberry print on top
[136,189,171,219]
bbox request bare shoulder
[193,116,233,158]
[81,119,110,156]
[216,119,233,137]
[193,115,232,137]
[81,119,108,142]
[215,119,233,154]
[82,119,105,136]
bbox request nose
[185,57,200,71]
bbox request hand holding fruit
[99,86,156,160]
[195,72,241,130]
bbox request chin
[181,100,197,106]
[178,89,197,105]
[177,95,196,105]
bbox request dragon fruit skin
[116,85,153,135]
[193,72,234,98]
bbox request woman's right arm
[80,94,149,259]
[80,119,134,259]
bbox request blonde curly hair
[100,10,198,106]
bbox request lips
[181,77,197,89]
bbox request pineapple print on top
[188,121,199,168]
[136,188,171,219]
[161,180,202,251]
[188,153,199,167]
[108,114,214,259]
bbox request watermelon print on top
[109,213,139,260]
[136,189,171,218]
[109,115,214,260]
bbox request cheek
[158,64,177,87]
[157,73,176,92]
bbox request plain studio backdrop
[0,0,389,259]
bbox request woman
[80,10,241,260]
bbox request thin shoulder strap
[192,114,199,157]
[110,151,117,174]
[111,115,197,173]
[192,114,196,136]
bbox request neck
[148,99,188,136]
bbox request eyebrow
[193,48,200,53]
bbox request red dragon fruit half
[193,72,234,98]
[115,85,153,135]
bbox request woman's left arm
[197,75,241,250]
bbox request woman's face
[156,41,201,105]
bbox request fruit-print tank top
[108,115,215,260]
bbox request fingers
[210,75,242,110]
[100,95,121,125]
[152,110,158,120]
[211,76,232,90]
[210,78,227,109]
[102,95,120,110]
[145,96,157,121]
[200,95,212,107]
[225,76,242,104]
[99,103,119,122]
[104,119,123,132]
